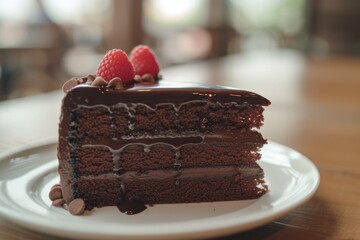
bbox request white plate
[0,139,319,240]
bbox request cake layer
[70,139,265,176]
[59,81,270,143]
[59,128,266,177]
[68,127,266,147]
[70,102,265,141]
[71,166,267,210]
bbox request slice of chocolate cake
[50,46,271,215]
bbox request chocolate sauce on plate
[117,198,147,215]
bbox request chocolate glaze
[66,80,271,108]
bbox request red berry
[129,45,160,77]
[97,49,135,83]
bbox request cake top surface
[62,77,271,107]
[61,45,270,107]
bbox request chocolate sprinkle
[91,76,108,87]
[68,198,86,216]
[107,77,124,89]
[62,78,79,93]
[52,198,65,207]
[49,186,63,201]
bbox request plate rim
[0,139,320,239]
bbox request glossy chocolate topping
[65,80,271,108]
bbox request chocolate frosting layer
[81,129,266,150]
[65,80,271,108]
[77,165,264,181]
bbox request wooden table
[0,50,359,239]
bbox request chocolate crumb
[68,198,85,215]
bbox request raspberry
[129,45,160,77]
[97,49,135,83]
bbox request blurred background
[0,0,359,100]
[0,3,359,238]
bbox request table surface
[0,50,359,240]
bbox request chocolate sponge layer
[72,139,264,176]
[72,102,265,142]
[73,167,267,210]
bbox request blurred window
[0,0,112,100]
[142,0,306,64]
[227,0,306,51]
[143,0,210,64]
[41,0,112,25]
[0,0,40,23]
[143,0,208,35]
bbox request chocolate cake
[50,46,271,215]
